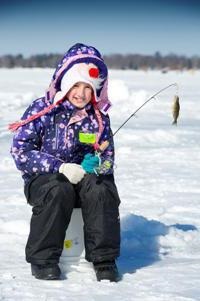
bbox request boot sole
[33,274,60,280]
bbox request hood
[45,43,111,114]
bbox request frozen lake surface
[0,68,200,300]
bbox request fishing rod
[95,83,179,174]
[112,83,178,137]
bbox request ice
[0,68,200,300]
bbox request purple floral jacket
[10,97,114,184]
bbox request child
[10,43,121,282]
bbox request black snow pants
[24,173,121,265]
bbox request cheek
[86,89,93,99]
[66,90,74,100]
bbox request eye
[85,85,92,90]
[73,83,79,88]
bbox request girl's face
[66,82,93,108]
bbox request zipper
[64,125,68,147]
[55,123,59,150]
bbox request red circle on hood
[89,68,99,78]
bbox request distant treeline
[0,52,200,70]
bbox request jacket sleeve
[98,115,115,174]
[10,99,64,177]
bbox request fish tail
[172,120,177,125]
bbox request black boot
[31,264,61,280]
[93,261,121,282]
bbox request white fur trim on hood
[53,63,104,103]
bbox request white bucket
[61,208,85,260]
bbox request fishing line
[112,83,179,137]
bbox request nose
[76,85,85,99]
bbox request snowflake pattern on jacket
[10,98,114,184]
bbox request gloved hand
[81,153,100,173]
[59,163,86,184]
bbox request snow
[0,68,200,300]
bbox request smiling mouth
[74,97,85,102]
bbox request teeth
[74,97,85,101]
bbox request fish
[172,95,180,125]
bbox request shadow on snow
[117,214,197,276]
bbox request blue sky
[0,0,200,57]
